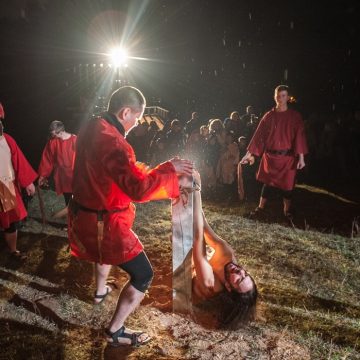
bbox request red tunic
[247,108,308,191]
[0,134,37,229]
[68,116,180,265]
[38,135,76,195]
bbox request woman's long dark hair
[219,279,258,329]
[192,277,258,330]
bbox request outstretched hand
[170,157,193,176]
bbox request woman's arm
[192,169,234,257]
[192,183,215,294]
[203,213,234,259]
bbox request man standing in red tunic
[0,102,37,259]
[38,120,76,207]
[68,86,192,346]
[240,85,308,219]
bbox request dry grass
[0,187,359,359]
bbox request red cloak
[247,108,308,191]
[38,135,76,194]
[0,134,37,229]
[68,116,180,265]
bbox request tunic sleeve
[103,141,179,202]
[38,140,55,177]
[293,114,309,155]
[247,112,271,156]
[5,134,37,188]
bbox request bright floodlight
[109,47,128,67]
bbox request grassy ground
[0,185,359,359]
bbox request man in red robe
[0,103,37,259]
[240,85,308,219]
[68,86,192,346]
[38,120,76,206]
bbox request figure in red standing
[0,102,37,259]
[68,86,192,346]
[38,120,76,208]
[240,85,308,219]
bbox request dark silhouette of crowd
[303,110,360,187]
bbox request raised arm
[192,169,234,258]
[191,172,215,297]
[202,214,234,259]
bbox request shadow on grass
[205,183,360,237]
[262,286,360,348]
[0,320,63,359]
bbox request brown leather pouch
[0,181,17,212]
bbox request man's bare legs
[258,196,267,210]
[105,282,149,344]
[95,263,112,300]
[4,231,17,252]
[258,196,292,216]
[95,262,151,344]
[283,198,292,216]
[5,231,27,260]
[4,231,17,253]
[108,282,144,328]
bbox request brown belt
[70,200,128,264]
[266,149,293,156]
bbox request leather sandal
[105,326,151,347]
[94,280,118,305]
[247,207,265,219]
[10,250,27,261]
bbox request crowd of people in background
[127,105,360,204]
[127,106,260,204]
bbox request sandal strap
[105,326,125,344]
[106,327,147,346]
[94,286,110,299]
[10,251,27,260]
[130,332,146,346]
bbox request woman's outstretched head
[224,262,254,293]
[220,262,258,328]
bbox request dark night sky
[1,0,359,165]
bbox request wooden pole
[172,175,194,314]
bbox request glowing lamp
[109,47,128,67]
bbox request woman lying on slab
[190,170,258,329]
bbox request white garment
[0,136,15,188]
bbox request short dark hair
[275,85,290,93]
[49,120,65,133]
[108,86,146,114]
